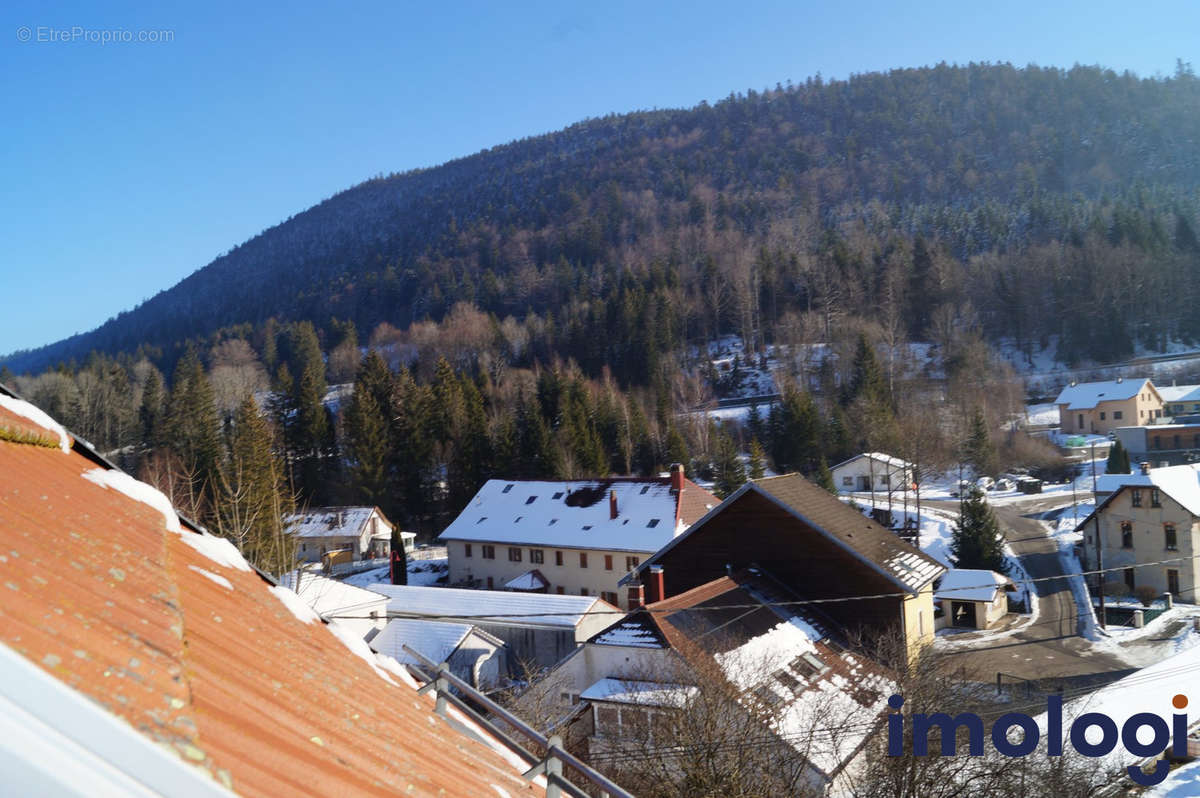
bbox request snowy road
[926,497,1133,686]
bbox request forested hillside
[7,61,1200,377]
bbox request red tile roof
[0,412,542,796]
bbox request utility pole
[1091,442,1105,630]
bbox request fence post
[545,735,563,798]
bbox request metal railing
[401,644,633,798]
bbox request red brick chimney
[609,490,618,519]
[646,564,665,603]
[670,463,684,493]
[626,577,644,609]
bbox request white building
[933,568,1013,630]
[369,618,507,691]
[437,465,717,608]
[368,583,618,670]
[287,506,413,563]
[277,571,390,641]
[830,452,915,493]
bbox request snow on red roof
[0,409,542,797]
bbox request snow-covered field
[1149,758,1200,797]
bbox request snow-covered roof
[1158,384,1200,403]
[580,678,697,707]
[598,571,893,779]
[1092,464,1200,516]
[368,583,616,629]
[1054,379,1151,410]
[504,569,548,591]
[278,571,389,618]
[592,619,665,648]
[437,478,716,552]
[286,506,392,539]
[369,618,473,666]
[934,569,1012,602]
[830,452,913,471]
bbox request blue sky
[1,0,1197,355]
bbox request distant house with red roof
[438,465,717,609]
[0,385,546,797]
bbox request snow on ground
[1148,756,1200,797]
[1091,604,1200,666]
[341,549,448,589]
[1023,402,1059,426]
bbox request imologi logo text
[886,693,1190,787]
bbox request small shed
[370,618,507,691]
[934,569,1014,630]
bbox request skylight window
[515,516,522,523]
[640,485,650,494]
[552,492,564,499]
[548,518,558,526]
[582,525,592,530]
[502,484,514,493]
[646,519,660,528]
[526,496,537,505]
[476,517,487,524]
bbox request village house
[1054,378,1164,435]
[287,505,414,563]
[934,568,1015,630]
[1112,423,1200,467]
[525,569,895,795]
[1079,461,1200,601]
[1158,383,1200,417]
[438,465,717,608]
[625,473,945,663]
[0,387,546,797]
[367,583,618,670]
[830,452,915,493]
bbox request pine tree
[220,396,294,576]
[844,333,888,408]
[951,487,1008,574]
[344,384,389,505]
[815,455,836,494]
[747,438,766,480]
[963,406,996,477]
[665,424,689,475]
[165,349,223,510]
[712,428,746,499]
[1105,440,1131,474]
[139,368,165,448]
[746,403,765,444]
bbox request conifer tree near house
[747,438,766,480]
[665,424,690,477]
[390,527,408,586]
[951,487,1008,574]
[816,455,837,494]
[139,368,165,448]
[1105,439,1132,474]
[343,382,389,506]
[964,406,996,477]
[219,396,295,576]
[712,427,746,499]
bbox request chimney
[646,564,665,603]
[626,574,644,609]
[610,490,618,520]
[1139,461,1151,475]
[670,463,685,493]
